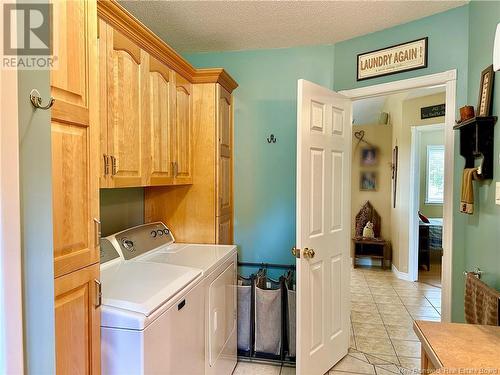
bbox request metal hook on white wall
[30,89,55,110]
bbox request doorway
[409,124,445,290]
[341,69,456,322]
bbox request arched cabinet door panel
[101,23,147,188]
[173,74,193,184]
[148,56,175,185]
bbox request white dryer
[100,222,237,375]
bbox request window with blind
[426,145,445,204]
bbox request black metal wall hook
[267,134,277,143]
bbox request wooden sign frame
[357,37,428,81]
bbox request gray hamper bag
[237,276,252,352]
[286,285,296,357]
[254,278,282,355]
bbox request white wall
[0,45,24,375]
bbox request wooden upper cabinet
[100,23,147,187]
[55,264,100,375]
[217,86,233,219]
[51,0,89,124]
[174,74,193,184]
[51,0,99,278]
[148,56,174,185]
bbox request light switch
[496,182,500,205]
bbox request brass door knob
[303,248,315,259]
[291,246,300,258]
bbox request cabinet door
[148,56,175,185]
[105,26,147,187]
[51,0,90,124]
[216,214,232,245]
[174,74,193,184]
[51,0,99,277]
[216,86,233,218]
[55,264,100,375]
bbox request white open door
[295,79,352,375]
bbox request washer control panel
[115,222,174,260]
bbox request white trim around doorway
[340,69,456,323]
[0,60,24,373]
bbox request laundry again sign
[357,38,428,81]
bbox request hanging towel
[464,272,500,326]
[460,168,478,214]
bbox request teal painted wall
[185,45,335,276]
[186,6,476,317]
[464,1,500,297]
[334,5,470,321]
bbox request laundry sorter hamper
[237,275,254,355]
[284,272,296,359]
[254,271,283,357]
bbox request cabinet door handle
[94,279,102,308]
[111,156,117,176]
[93,218,101,246]
[173,161,178,177]
[103,154,110,176]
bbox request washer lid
[141,244,236,274]
[101,261,201,316]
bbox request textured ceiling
[120,0,467,53]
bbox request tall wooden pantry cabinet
[50,0,101,373]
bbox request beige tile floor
[233,266,441,375]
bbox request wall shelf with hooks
[454,116,497,179]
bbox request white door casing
[296,80,352,375]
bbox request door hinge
[94,279,102,308]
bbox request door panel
[174,75,192,183]
[51,0,99,278]
[51,0,88,121]
[55,264,100,375]
[52,121,98,277]
[217,86,233,217]
[216,214,232,245]
[149,56,174,185]
[106,27,145,187]
[296,80,351,375]
[98,19,109,187]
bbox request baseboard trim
[391,264,412,281]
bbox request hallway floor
[233,266,441,375]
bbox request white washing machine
[100,222,237,375]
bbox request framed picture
[477,65,495,117]
[360,171,377,191]
[361,147,378,166]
